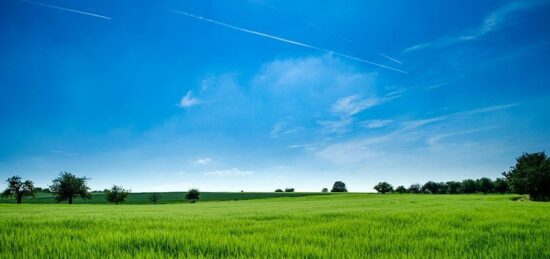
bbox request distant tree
[504,152,550,201]
[461,179,478,194]
[185,188,200,203]
[149,193,161,204]
[105,185,129,205]
[331,181,348,192]
[493,177,509,194]
[408,184,421,194]
[477,177,494,194]
[284,188,295,192]
[275,189,283,192]
[446,181,462,194]
[436,182,449,194]
[2,176,36,204]
[49,172,91,204]
[422,181,440,194]
[395,185,407,194]
[374,182,393,194]
[322,188,329,193]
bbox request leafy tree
[50,172,91,204]
[446,181,462,194]
[105,185,129,205]
[284,188,295,192]
[2,176,36,204]
[395,185,407,194]
[149,193,161,204]
[322,188,328,193]
[461,179,478,193]
[185,188,200,203]
[477,177,494,194]
[493,178,509,194]
[408,184,421,194]
[504,152,550,201]
[436,182,449,194]
[422,181,440,194]
[274,189,283,192]
[331,181,348,192]
[374,182,393,194]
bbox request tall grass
[0,194,548,258]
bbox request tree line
[2,152,549,203]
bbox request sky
[1,0,549,192]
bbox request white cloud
[362,119,393,129]
[178,91,201,108]
[195,158,212,165]
[331,95,383,117]
[405,1,544,51]
[318,117,353,135]
[270,120,301,138]
[204,168,253,176]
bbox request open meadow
[1,194,549,258]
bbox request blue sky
[1,0,549,191]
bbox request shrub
[185,189,200,203]
[105,185,129,205]
[374,182,393,194]
[331,181,348,192]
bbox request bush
[322,188,328,193]
[284,188,295,192]
[149,193,161,204]
[274,189,283,192]
[105,185,129,205]
[185,189,200,203]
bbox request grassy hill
[0,191,331,204]
[1,194,549,258]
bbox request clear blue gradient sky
[1,0,549,191]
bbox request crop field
[1,194,549,258]
[0,191,329,204]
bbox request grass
[0,194,549,258]
[0,191,330,204]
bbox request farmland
[1,194,549,258]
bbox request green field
[0,191,329,204]
[1,194,549,258]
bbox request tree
[2,176,36,204]
[149,193,161,204]
[105,185,129,205]
[477,177,494,194]
[408,184,421,194]
[185,188,200,203]
[461,179,478,194]
[322,188,328,193]
[446,181,462,194]
[395,185,407,194]
[284,188,295,192]
[493,178,509,194]
[331,181,348,192]
[274,189,283,192]
[374,182,393,194]
[504,152,550,201]
[49,172,91,204]
[422,181,440,194]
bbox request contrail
[18,0,112,20]
[170,10,407,74]
[378,53,402,65]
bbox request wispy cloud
[204,168,253,176]
[405,0,544,52]
[18,0,112,20]
[178,91,201,108]
[426,126,497,147]
[270,121,301,138]
[169,10,407,74]
[195,158,212,165]
[361,119,393,129]
[331,95,385,117]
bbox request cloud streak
[18,0,112,20]
[169,10,407,74]
[178,91,201,108]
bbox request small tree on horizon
[408,184,421,194]
[331,181,347,192]
[185,188,200,203]
[149,193,161,204]
[322,188,328,193]
[477,177,494,194]
[461,179,478,194]
[2,176,36,204]
[105,185,129,205]
[395,185,407,194]
[446,181,462,194]
[275,189,283,192]
[284,188,295,192]
[49,172,91,204]
[374,182,393,194]
[493,178,509,194]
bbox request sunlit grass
[1,194,548,258]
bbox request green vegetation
[1,176,36,204]
[50,172,91,204]
[0,191,329,204]
[105,185,130,204]
[1,194,548,258]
